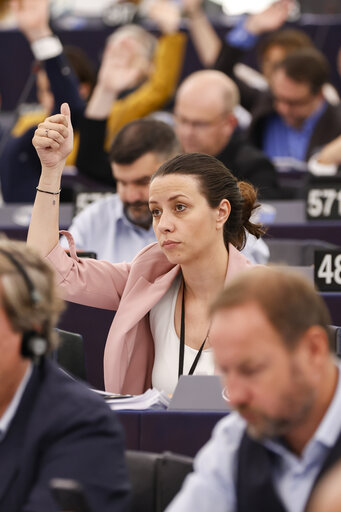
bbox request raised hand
[10,0,51,41]
[316,135,341,166]
[144,0,181,34]
[28,103,72,255]
[180,0,204,17]
[246,0,293,35]
[33,103,73,171]
[97,37,151,95]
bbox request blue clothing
[0,357,130,512]
[226,16,258,50]
[262,102,328,163]
[0,52,85,203]
[166,364,341,512]
[61,194,269,264]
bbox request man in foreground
[0,240,130,511]
[167,266,341,512]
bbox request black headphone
[0,248,48,360]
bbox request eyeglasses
[221,386,230,402]
[175,112,228,131]
[272,93,315,108]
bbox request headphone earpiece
[21,331,48,360]
[0,248,47,361]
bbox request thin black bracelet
[36,187,61,195]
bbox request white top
[150,274,214,396]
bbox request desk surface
[0,203,73,239]
[263,200,341,246]
[117,409,228,457]
[263,199,341,226]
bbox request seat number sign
[314,250,341,291]
[306,187,341,220]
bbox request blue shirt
[166,363,341,512]
[226,16,258,50]
[61,194,269,264]
[262,102,328,164]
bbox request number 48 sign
[314,251,341,291]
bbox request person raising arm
[27,102,73,256]
[28,103,264,395]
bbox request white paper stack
[92,388,170,410]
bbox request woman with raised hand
[28,103,264,395]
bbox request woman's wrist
[39,170,63,191]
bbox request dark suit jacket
[0,358,130,512]
[214,40,263,114]
[248,95,341,161]
[216,128,281,199]
[215,41,341,163]
[236,428,341,512]
[0,52,85,203]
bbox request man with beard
[62,118,180,262]
[166,266,341,512]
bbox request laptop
[168,375,230,412]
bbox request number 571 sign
[314,251,341,291]
[306,186,341,220]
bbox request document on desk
[92,388,170,410]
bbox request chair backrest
[53,328,87,382]
[125,451,158,512]
[125,450,193,512]
[329,325,341,357]
[156,451,193,511]
[267,239,339,266]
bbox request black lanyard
[178,280,208,378]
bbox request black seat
[267,239,340,266]
[125,450,193,512]
[53,328,87,383]
[329,325,341,357]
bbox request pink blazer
[47,232,252,394]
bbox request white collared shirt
[166,361,341,512]
[0,364,32,442]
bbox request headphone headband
[0,248,42,304]
[0,248,47,360]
